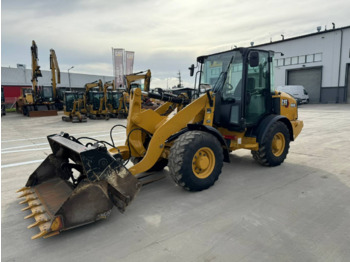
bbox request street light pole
[68,66,74,91]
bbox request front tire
[168,131,223,191]
[252,121,290,166]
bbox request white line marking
[1,130,126,143]
[1,148,50,154]
[2,143,49,151]
[1,138,127,166]
[1,159,45,168]
[1,133,126,151]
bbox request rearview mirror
[249,51,259,67]
[189,64,195,77]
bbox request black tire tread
[252,121,290,167]
[168,131,223,191]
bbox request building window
[284,57,291,66]
[273,53,322,68]
[306,54,313,63]
[314,53,322,62]
[210,68,220,76]
[274,59,278,67]
[277,59,284,66]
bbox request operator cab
[197,48,274,131]
[90,91,105,111]
[107,90,123,109]
[39,86,54,102]
[64,91,77,112]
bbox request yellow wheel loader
[18,48,303,239]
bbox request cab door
[244,50,272,126]
[213,52,245,131]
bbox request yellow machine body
[110,88,303,176]
[18,47,303,239]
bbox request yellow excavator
[104,80,124,118]
[124,69,161,111]
[116,70,154,118]
[125,69,151,92]
[81,80,103,116]
[18,48,303,239]
[62,91,87,123]
[84,80,109,120]
[16,41,58,117]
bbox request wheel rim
[192,147,215,179]
[272,132,285,157]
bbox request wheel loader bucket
[17,133,141,239]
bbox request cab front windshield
[42,87,54,100]
[200,50,243,101]
[64,93,76,111]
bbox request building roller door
[287,67,322,103]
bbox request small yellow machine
[83,80,109,119]
[125,69,151,92]
[104,80,125,118]
[120,69,161,114]
[18,48,303,239]
[62,91,87,123]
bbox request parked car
[276,85,309,104]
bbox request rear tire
[252,121,290,166]
[168,131,223,191]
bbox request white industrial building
[2,25,350,104]
[1,67,114,89]
[1,67,114,104]
[255,25,350,103]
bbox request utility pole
[68,66,74,91]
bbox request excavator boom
[50,49,60,98]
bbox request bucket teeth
[19,196,37,205]
[43,231,60,239]
[18,191,33,198]
[21,203,41,211]
[28,219,50,229]
[16,187,30,193]
[31,230,48,240]
[24,210,45,219]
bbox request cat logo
[281,99,289,107]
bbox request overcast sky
[1,0,350,88]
